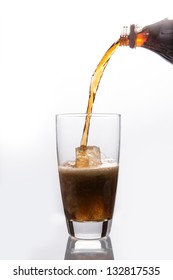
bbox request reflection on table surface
[64,236,114,260]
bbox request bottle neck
[120,24,148,48]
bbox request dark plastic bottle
[119,18,173,63]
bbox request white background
[0,0,173,260]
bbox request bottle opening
[119,26,130,46]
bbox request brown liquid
[59,39,120,223]
[80,40,120,147]
[59,162,118,222]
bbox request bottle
[119,18,173,64]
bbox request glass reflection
[64,236,114,260]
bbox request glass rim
[56,113,121,118]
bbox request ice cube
[75,145,101,168]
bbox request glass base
[64,236,114,259]
[66,219,112,240]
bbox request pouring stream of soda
[80,40,120,147]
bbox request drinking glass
[56,113,121,239]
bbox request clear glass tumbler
[56,113,121,239]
